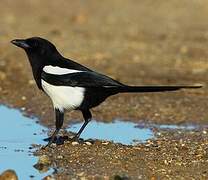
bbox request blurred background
[0,0,207,125]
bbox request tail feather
[117,85,202,93]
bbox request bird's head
[11,37,60,63]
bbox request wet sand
[0,0,208,179]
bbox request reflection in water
[68,120,154,145]
[68,120,199,145]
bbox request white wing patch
[42,80,85,111]
[43,65,83,75]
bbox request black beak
[11,39,30,49]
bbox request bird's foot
[55,136,69,145]
[42,135,68,149]
[43,136,57,142]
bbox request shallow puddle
[68,120,199,145]
[0,106,52,179]
[68,120,154,145]
[0,105,203,179]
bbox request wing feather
[41,71,124,88]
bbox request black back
[16,37,92,89]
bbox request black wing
[41,71,202,92]
[41,71,125,88]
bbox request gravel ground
[0,0,208,179]
[34,129,208,179]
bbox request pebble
[102,142,109,145]
[57,155,63,159]
[0,169,18,180]
[150,177,157,180]
[38,155,51,165]
[72,141,79,146]
[21,107,26,111]
[34,155,51,173]
[157,132,161,136]
[77,172,84,176]
[85,141,92,146]
[0,60,6,67]
[21,96,26,100]
[154,113,160,117]
[28,79,35,85]
[43,175,55,180]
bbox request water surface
[0,106,52,179]
[68,120,154,144]
[68,120,199,145]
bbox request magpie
[11,37,201,147]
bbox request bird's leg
[71,109,92,141]
[44,109,64,148]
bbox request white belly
[41,80,85,111]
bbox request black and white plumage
[11,37,202,147]
[42,66,85,111]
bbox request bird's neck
[27,54,44,89]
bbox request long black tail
[117,85,202,93]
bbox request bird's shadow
[43,136,69,145]
[43,135,93,145]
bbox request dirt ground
[0,0,208,179]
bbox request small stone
[154,113,160,117]
[102,142,109,145]
[85,141,92,146]
[0,169,18,180]
[157,132,161,136]
[34,155,51,173]
[43,175,55,180]
[57,155,63,159]
[72,141,79,146]
[77,172,84,176]
[137,175,143,179]
[21,107,26,111]
[38,155,51,165]
[202,130,207,134]
[21,96,26,100]
[150,176,157,180]
[0,60,6,67]
[28,80,35,85]
[51,143,57,147]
